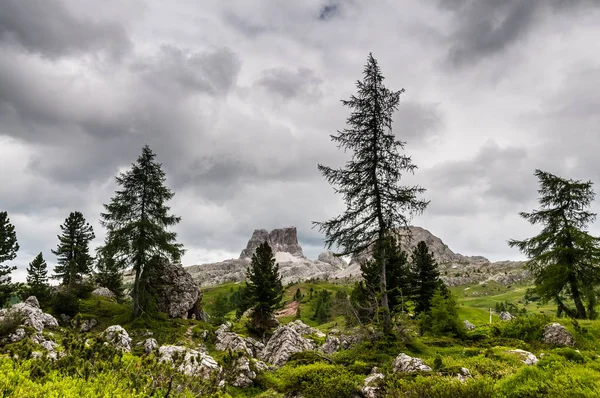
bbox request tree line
[1,52,599,329]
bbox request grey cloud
[393,101,443,145]
[0,0,131,58]
[255,67,323,101]
[319,4,339,21]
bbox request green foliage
[311,289,332,324]
[420,288,464,338]
[0,211,19,307]
[52,291,80,317]
[25,252,50,305]
[412,240,442,315]
[0,310,25,342]
[51,211,95,290]
[385,375,495,398]
[100,145,185,317]
[94,249,124,300]
[509,169,600,319]
[246,242,283,335]
[210,293,232,325]
[490,314,551,343]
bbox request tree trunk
[379,235,391,333]
[569,275,587,319]
[133,266,142,318]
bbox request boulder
[244,337,265,358]
[80,319,98,332]
[229,357,266,387]
[499,311,515,321]
[240,227,305,259]
[361,367,385,398]
[457,367,472,382]
[101,325,132,352]
[5,296,58,332]
[145,258,202,319]
[392,353,432,373]
[464,320,476,330]
[507,349,538,365]
[143,338,159,354]
[320,335,340,354]
[288,319,326,338]
[260,325,314,367]
[317,251,348,269]
[9,328,26,343]
[215,329,253,357]
[91,287,116,299]
[158,345,220,378]
[542,323,575,347]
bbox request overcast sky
[2,0,600,281]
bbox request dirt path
[275,301,299,318]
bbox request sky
[2,0,600,282]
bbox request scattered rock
[507,349,538,366]
[143,338,159,354]
[6,296,58,332]
[9,328,26,343]
[499,311,515,321]
[464,320,476,330]
[542,323,575,347]
[31,333,59,360]
[80,319,98,332]
[260,325,314,367]
[392,353,432,373]
[101,325,132,352]
[288,320,325,338]
[457,367,472,382]
[158,345,220,378]
[361,367,385,398]
[215,329,254,357]
[144,258,202,319]
[320,335,340,354]
[91,287,116,299]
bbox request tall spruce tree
[411,240,442,315]
[245,242,283,334]
[0,211,19,307]
[314,53,429,332]
[100,145,184,317]
[26,252,50,302]
[509,170,600,319]
[52,211,95,289]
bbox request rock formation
[464,320,476,330]
[215,323,254,357]
[0,296,58,332]
[92,287,116,299]
[317,251,348,268]
[101,325,132,352]
[392,353,432,373]
[260,325,314,367]
[542,323,575,347]
[499,311,515,321]
[240,227,305,259]
[361,367,385,398]
[158,345,221,378]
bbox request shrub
[553,347,585,364]
[385,374,495,398]
[51,291,80,317]
[0,311,25,341]
[490,314,550,342]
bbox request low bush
[490,314,550,343]
[385,374,495,398]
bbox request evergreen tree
[411,240,442,315]
[313,53,429,332]
[312,289,333,324]
[509,170,600,319]
[245,242,283,334]
[51,211,95,290]
[94,247,124,300]
[423,288,463,337]
[25,252,50,303]
[0,211,19,307]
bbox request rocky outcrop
[392,353,432,373]
[288,320,325,338]
[143,338,159,354]
[542,323,575,347]
[317,251,348,269]
[361,367,385,398]
[0,296,58,332]
[158,345,220,378]
[9,328,26,343]
[260,325,314,367]
[92,287,116,299]
[101,325,132,352]
[229,357,268,387]
[320,335,341,354]
[499,311,515,321]
[507,349,538,365]
[145,258,201,319]
[215,323,254,357]
[464,320,476,330]
[240,227,305,259]
[31,332,59,360]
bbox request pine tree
[245,242,283,334]
[509,169,600,319]
[411,240,442,315]
[100,145,184,317]
[0,211,19,307]
[51,211,95,290]
[314,53,429,332]
[94,247,124,300]
[26,252,50,303]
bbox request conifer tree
[26,252,49,303]
[411,240,442,315]
[245,242,283,334]
[314,53,429,332]
[100,145,184,317]
[509,169,600,319]
[94,247,124,300]
[0,211,19,307]
[52,211,95,290]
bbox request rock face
[0,296,59,332]
[320,335,341,354]
[146,258,201,319]
[240,227,305,259]
[260,325,314,367]
[317,251,348,269]
[392,353,432,373]
[92,287,116,299]
[215,323,254,357]
[158,345,220,378]
[288,319,325,338]
[229,357,267,387]
[9,328,26,343]
[542,323,575,347]
[507,349,538,365]
[102,325,132,352]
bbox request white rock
[260,325,314,367]
[80,318,98,332]
[542,323,575,347]
[361,367,385,398]
[91,287,116,299]
[507,349,538,365]
[158,345,220,378]
[320,335,340,354]
[215,330,253,357]
[143,338,159,354]
[9,328,26,343]
[464,320,476,331]
[499,311,515,321]
[8,296,58,332]
[392,353,432,373]
[457,367,472,382]
[101,325,132,352]
[288,319,326,338]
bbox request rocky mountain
[184,225,528,287]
